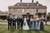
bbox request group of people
[8,15,44,30]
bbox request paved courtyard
[0,21,50,25]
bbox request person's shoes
[15,29,16,30]
[17,29,18,30]
[11,29,13,30]
[29,28,31,30]
[20,28,21,29]
[19,28,21,30]
[21,29,23,30]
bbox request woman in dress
[23,16,29,30]
[36,16,40,30]
[40,15,44,30]
[30,16,33,30]
[33,17,37,30]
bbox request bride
[23,16,29,30]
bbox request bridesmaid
[33,17,37,30]
[30,16,33,30]
[36,16,40,30]
[40,15,44,30]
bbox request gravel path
[0,21,50,25]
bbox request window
[32,9,34,13]
[17,4,19,6]
[22,9,24,12]
[18,9,20,12]
[27,9,29,12]
[36,9,38,12]
[13,9,15,12]
[27,4,29,6]
[41,9,43,13]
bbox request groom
[16,15,20,29]
[27,17,30,29]
[8,15,12,30]
[20,16,24,29]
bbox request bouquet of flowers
[34,20,36,22]
[24,22,26,25]
[37,20,39,22]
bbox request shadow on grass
[7,30,50,33]
[18,30,23,33]
[43,30,50,33]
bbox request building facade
[0,11,8,20]
[8,0,47,18]
[47,12,50,21]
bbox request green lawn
[0,24,50,33]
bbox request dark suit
[7,17,12,30]
[12,18,16,29]
[16,17,20,29]
[20,18,24,29]
[27,18,30,28]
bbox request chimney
[36,1,38,4]
[20,0,22,4]
[32,0,34,3]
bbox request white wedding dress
[23,18,29,30]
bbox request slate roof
[8,1,47,9]
[14,3,42,6]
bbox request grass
[0,24,50,33]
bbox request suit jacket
[7,17,12,23]
[12,18,16,23]
[20,18,24,24]
[27,18,30,23]
[16,17,20,23]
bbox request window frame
[18,9,20,12]
[22,9,24,12]
[27,4,29,6]
[13,9,15,12]
[41,9,43,13]
[17,4,19,6]
[32,9,34,13]
[36,9,38,12]
[27,9,29,12]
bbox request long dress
[23,18,29,30]
[40,19,44,30]
[30,19,33,30]
[33,19,37,30]
[36,18,40,30]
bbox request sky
[0,0,50,14]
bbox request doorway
[22,13,33,18]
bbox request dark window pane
[36,9,38,12]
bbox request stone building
[8,0,47,19]
[0,11,8,20]
[47,12,50,21]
